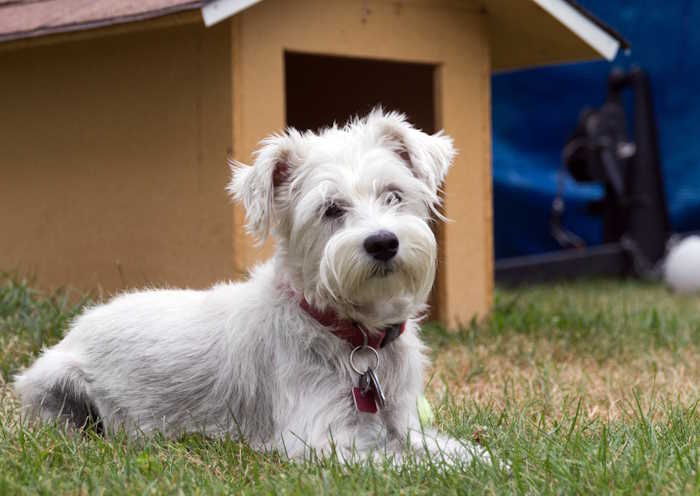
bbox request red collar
[299,298,406,349]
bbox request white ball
[664,235,700,293]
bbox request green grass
[1,275,699,494]
[0,274,88,379]
[423,280,700,360]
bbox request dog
[15,109,487,464]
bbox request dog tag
[366,368,386,409]
[352,387,377,413]
[358,370,373,396]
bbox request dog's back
[15,286,240,434]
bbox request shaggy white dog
[15,109,486,464]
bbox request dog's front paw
[407,429,492,466]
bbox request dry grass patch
[422,280,700,427]
[0,379,20,429]
[429,337,700,422]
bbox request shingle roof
[0,0,628,57]
[0,0,204,43]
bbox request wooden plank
[0,11,201,52]
[488,0,603,71]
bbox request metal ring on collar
[349,345,379,375]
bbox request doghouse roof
[0,0,628,70]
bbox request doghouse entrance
[284,52,444,319]
[285,52,436,134]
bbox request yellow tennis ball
[417,394,435,426]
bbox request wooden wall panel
[0,21,233,294]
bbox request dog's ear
[373,111,456,193]
[227,132,301,242]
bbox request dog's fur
[14,109,485,463]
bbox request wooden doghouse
[0,0,625,327]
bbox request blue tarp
[493,0,700,259]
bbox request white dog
[15,109,486,464]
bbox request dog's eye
[384,191,403,206]
[324,203,345,219]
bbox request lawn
[1,275,699,494]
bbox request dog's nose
[364,230,399,262]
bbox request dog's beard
[314,218,436,323]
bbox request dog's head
[229,109,455,326]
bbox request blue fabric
[493,0,700,259]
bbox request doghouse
[0,0,626,327]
